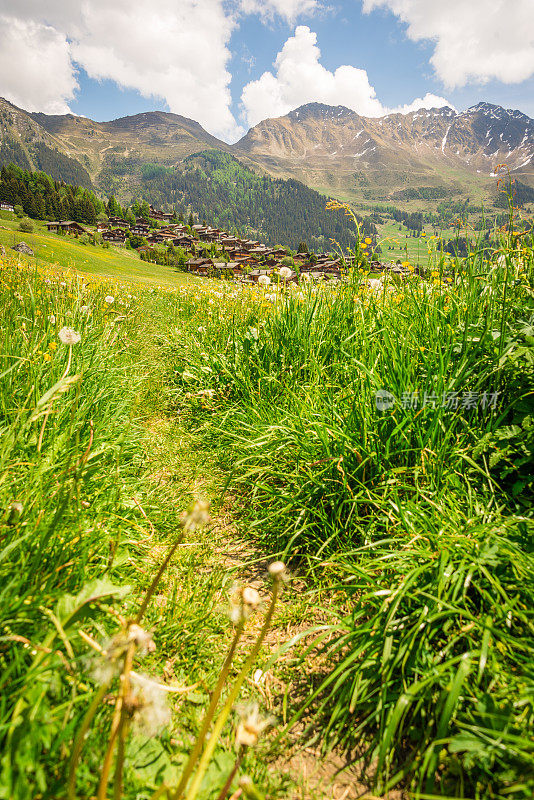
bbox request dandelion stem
[170,619,245,800]
[67,682,110,800]
[97,641,135,800]
[214,747,245,800]
[135,532,184,624]
[37,345,73,453]
[148,785,171,800]
[180,579,280,800]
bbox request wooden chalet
[0,202,14,212]
[46,220,88,236]
[198,227,222,242]
[146,233,165,244]
[320,259,341,272]
[108,216,129,228]
[171,235,193,247]
[246,268,271,284]
[102,229,127,244]
[186,258,212,275]
[130,223,150,236]
[149,205,173,222]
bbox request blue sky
[1,0,533,140]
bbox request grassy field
[375,219,460,263]
[0,222,533,799]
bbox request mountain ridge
[1,96,533,204]
[234,101,534,200]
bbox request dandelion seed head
[258,275,270,286]
[229,584,262,623]
[128,624,156,654]
[58,327,81,345]
[279,266,292,279]
[104,295,115,304]
[180,500,210,532]
[268,560,287,579]
[130,673,171,737]
[235,703,274,748]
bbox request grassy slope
[0,257,303,800]
[0,213,197,288]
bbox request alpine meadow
[0,2,534,799]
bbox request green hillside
[108,149,367,250]
[0,213,195,287]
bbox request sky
[0,0,533,143]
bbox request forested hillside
[137,150,369,250]
[0,165,105,223]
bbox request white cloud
[240,0,319,24]
[390,92,453,115]
[0,0,243,140]
[240,26,450,126]
[0,15,77,114]
[363,0,534,87]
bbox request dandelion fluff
[58,327,81,345]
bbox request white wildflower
[48,314,56,324]
[58,327,81,345]
[104,295,115,304]
[258,275,271,286]
[279,266,292,279]
[197,325,206,333]
[80,305,90,314]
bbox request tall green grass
[170,240,534,796]
[0,262,284,799]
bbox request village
[42,205,418,283]
[44,205,345,283]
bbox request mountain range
[1,97,532,206]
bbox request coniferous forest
[136,151,370,249]
[0,165,105,224]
